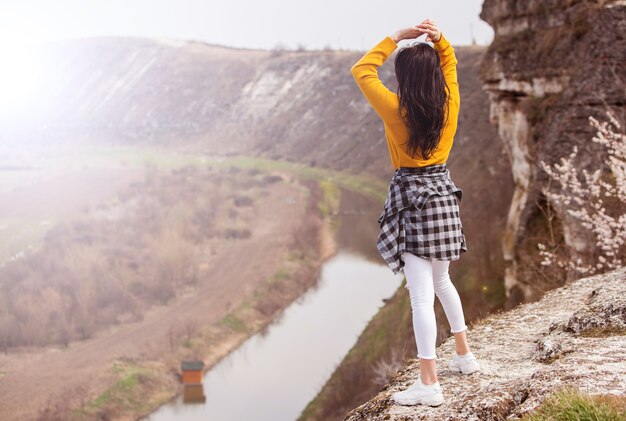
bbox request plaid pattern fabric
[376,163,467,274]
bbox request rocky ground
[344,265,626,420]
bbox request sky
[0,0,494,51]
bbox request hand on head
[392,19,441,43]
[417,19,442,43]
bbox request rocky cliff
[344,265,626,420]
[479,0,626,304]
[342,2,626,418]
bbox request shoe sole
[449,364,480,374]
[393,394,444,407]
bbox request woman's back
[360,22,474,407]
[350,32,460,169]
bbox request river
[144,187,405,421]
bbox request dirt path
[0,177,317,421]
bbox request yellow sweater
[350,33,460,169]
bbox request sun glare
[0,31,42,116]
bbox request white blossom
[538,109,625,276]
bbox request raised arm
[351,21,459,123]
[433,32,460,108]
[350,35,399,122]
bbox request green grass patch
[328,211,342,237]
[521,386,626,421]
[90,373,139,407]
[272,268,290,282]
[317,178,341,217]
[73,361,156,418]
[198,154,388,204]
[69,145,390,205]
[286,250,303,261]
[219,313,249,333]
[579,326,626,338]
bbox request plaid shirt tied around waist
[376,163,466,273]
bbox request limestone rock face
[478,0,626,303]
[344,266,626,421]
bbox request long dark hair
[394,43,450,160]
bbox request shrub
[538,108,625,276]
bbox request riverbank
[132,176,341,421]
[344,265,626,420]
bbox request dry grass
[521,386,626,421]
[0,165,262,351]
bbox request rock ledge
[344,266,626,420]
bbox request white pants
[402,251,468,359]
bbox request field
[0,144,350,420]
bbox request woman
[350,19,480,407]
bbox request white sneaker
[391,378,444,407]
[449,351,480,374]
